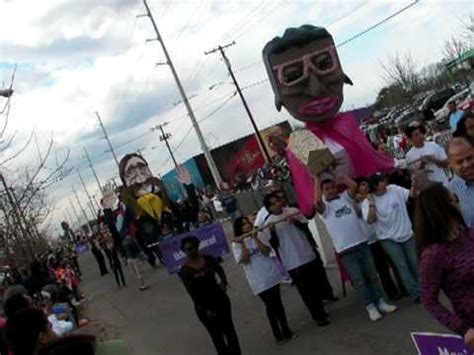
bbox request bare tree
[0,66,72,261]
[381,52,422,99]
[443,36,468,61]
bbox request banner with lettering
[411,332,474,355]
[160,223,230,274]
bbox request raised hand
[101,181,118,210]
[176,164,192,185]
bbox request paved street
[79,248,448,355]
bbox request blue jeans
[380,237,419,299]
[340,243,384,306]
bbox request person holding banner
[261,192,329,327]
[232,217,295,344]
[415,183,474,349]
[178,236,241,355]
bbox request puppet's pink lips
[298,97,340,116]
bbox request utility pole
[140,0,223,186]
[205,42,272,163]
[151,123,179,170]
[72,187,90,228]
[76,168,98,219]
[83,146,103,193]
[68,200,83,230]
[95,111,120,169]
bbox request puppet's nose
[304,73,329,97]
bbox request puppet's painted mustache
[298,96,340,116]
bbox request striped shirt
[449,175,474,228]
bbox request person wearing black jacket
[178,236,241,355]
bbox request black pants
[313,249,336,299]
[92,251,108,276]
[288,260,327,321]
[111,252,126,287]
[258,285,292,340]
[196,294,241,355]
[370,242,406,298]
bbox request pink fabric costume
[287,111,395,216]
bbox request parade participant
[232,217,295,343]
[122,235,149,291]
[316,176,398,321]
[354,178,405,300]
[178,236,241,355]
[262,25,394,217]
[415,183,474,348]
[261,192,329,326]
[109,243,126,288]
[447,137,474,228]
[275,189,337,300]
[404,122,449,186]
[453,111,474,144]
[90,239,108,276]
[362,173,420,302]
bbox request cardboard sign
[411,332,474,355]
[160,223,230,274]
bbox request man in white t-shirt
[260,192,329,326]
[404,123,449,185]
[316,176,398,321]
[362,173,419,302]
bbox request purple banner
[75,243,89,254]
[411,332,474,355]
[160,223,230,274]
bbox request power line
[337,0,420,48]
[205,42,272,162]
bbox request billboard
[195,121,292,186]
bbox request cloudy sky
[0,0,470,235]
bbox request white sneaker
[377,299,399,314]
[366,303,383,322]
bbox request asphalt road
[79,247,448,355]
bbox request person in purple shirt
[415,183,474,349]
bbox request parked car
[420,88,456,114]
[435,87,473,123]
[395,109,424,128]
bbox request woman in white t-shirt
[362,173,420,302]
[232,217,295,344]
[354,178,405,300]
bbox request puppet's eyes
[282,64,304,84]
[311,52,334,72]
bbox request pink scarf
[287,111,394,216]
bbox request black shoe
[315,318,330,327]
[414,296,421,304]
[282,332,298,341]
[325,295,339,302]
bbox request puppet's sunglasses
[273,46,338,87]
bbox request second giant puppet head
[262,25,352,123]
[119,153,170,221]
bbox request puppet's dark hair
[119,153,147,185]
[262,25,352,111]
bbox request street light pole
[140,0,223,186]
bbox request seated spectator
[7,307,56,355]
[41,286,75,336]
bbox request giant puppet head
[262,25,352,123]
[119,153,170,221]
